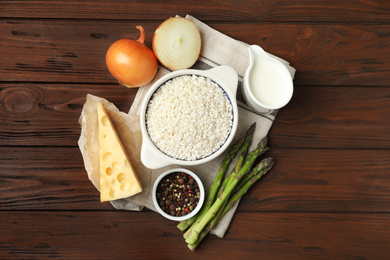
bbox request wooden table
[1,1,390,259]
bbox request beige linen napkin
[126,15,296,237]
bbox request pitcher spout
[248,45,269,61]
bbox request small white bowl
[140,66,239,169]
[152,168,205,221]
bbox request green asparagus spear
[177,133,247,232]
[216,148,246,197]
[188,157,275,251]
[183,130,258,238]
[185,137,268,245]
[216,124,256,199]
[221,158,275,217]
[181,124,256,236]
[188,200,226,251]
[233,156,272,194]
[205,125,253,208]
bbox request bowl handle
[207,66,238,96]
[140,139,174,169]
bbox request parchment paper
[78,94,151,210]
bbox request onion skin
[106,26,158,88]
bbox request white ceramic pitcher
[242,45,293,114]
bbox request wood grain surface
[1,147,389,212]
[2,0,390,22]
[1,84,389,148]
[1,0,389,259]
[1,21,389,85]
[2,212,390,259]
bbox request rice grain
[146,75,233,160]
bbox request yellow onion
[106,26,158,88]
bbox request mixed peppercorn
[156,172,200,217]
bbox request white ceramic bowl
[152,168,205,221]
[140,66,239,169]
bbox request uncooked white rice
[146,75,233,161]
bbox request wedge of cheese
[97,102,142,202]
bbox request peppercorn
[156,171,201,217]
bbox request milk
[249,56,291,107]
[242,45,293,113]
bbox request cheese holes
[121,182,131,192]
[101,115,109,126]
[117,172,126,183]
[109,188,116,198]
[112,161,120,170]
[103,152,112,161]
[105,167,114,176]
